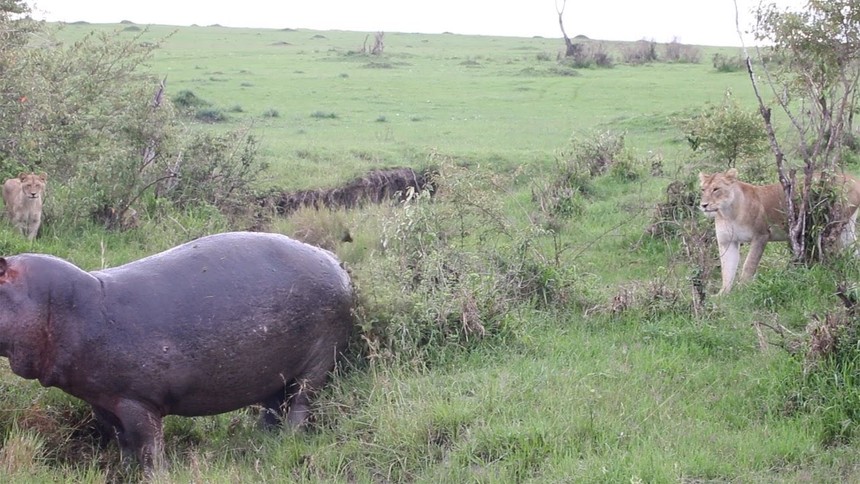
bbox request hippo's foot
[258,406,283,431]
[258,390,288,431]
[286,379,317,428]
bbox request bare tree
[556,0,581,57]
[371,31,385,55]
[734,0,860,262]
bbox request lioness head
[18,172,46,200]
[698,168,738,219]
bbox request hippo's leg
[91,405,120,449]
[112,399,165,473]
[286,372,329,428]
[258,389,289,430]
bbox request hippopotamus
[0,231,354,472]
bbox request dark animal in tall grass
[0,232,354,472]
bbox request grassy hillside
[1,22,858,483]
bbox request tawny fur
[699,168,860,294]
[2,172,47,241]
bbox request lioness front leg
[717,239,740,295]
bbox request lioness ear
[698,172,708,185]
[17,172,27,181]
[725,168,738,179]
[38,172,47,181]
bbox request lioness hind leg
[740,236,769,283]
[717,240,741,295]
[840,210,858,255]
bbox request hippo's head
[0,254,94,380]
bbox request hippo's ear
[0,258,7,277]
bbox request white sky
[27,1,805,47]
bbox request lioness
[2,172,47,241]
[699,168,860,294]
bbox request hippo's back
[80,232,353,416]
[95,232,351,317]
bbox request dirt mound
[263,167,435,216]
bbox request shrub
[561,42,613,68]
[621,39,658,64]
[679,91,769,175]
[172,89,211,112]
[712,53,745,72]
[194,108,227,123]
[156,129,268,220]
[0,25,266,231]
[311,111,338,119]
[664,37,701,63]
[356,158,581,364]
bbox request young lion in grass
[2,172,47,241]
[699,168,860,294]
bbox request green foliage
[562,42,614,68]
[680,90,769,174]
[711,53,745,72]
[194,107,227,123]
[356,159,580,364]
[756,0,860,100]
[620,39,658,64]
[172,89,211,111]
[0,26,265,231]
[158,130,267,218]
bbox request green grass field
[1,22,859,483]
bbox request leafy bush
[560,42,613,68]
[172,89,211,112]
[194,108,227,123]
[621,39,658,64]
[679,91,769,176]
[664,38,701,63]
[712,53,746,72]
[0,24,264,231]
[311,111,338,119]
[355,159,582,364]
[532,130,641,225]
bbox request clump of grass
[227,104,244,113]
[712,53,745,72]
[375,115,387,123]
[262,108,279,118]
[362,62,393,69]
[172,89,211,111]
[354,159,582,365]
[282,206,353,252]
[533,130,641,223]
[195,108,227,123]
[0,427,45,475]
[311,111,338,119]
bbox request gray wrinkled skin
[0,232,354,472]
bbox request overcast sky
[27,1,805,47]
